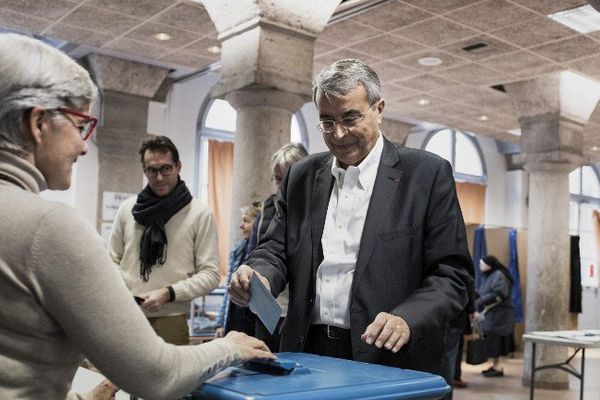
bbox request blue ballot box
[188,352,450,400]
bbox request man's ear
[376,99,385,125]
[24,107,48,145]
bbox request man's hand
[222,331,276,361]
[361,312,411,353]
[227,265,270,307]
[139,288,170,313]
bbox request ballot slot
[241,358,308,376]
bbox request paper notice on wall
[102,191,134,222]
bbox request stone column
[224,88,305,237]
[382,118,413,145]
[202,0,341,243]
[84,55,169,231]
[506,72,599,389]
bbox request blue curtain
[509,229,524,323]
[472,226,487,291]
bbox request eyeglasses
[55,107,98,141]
[316,102,378,134]
[144,163,174,178]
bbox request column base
[522,376,569,390]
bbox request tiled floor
[73,349,600,399]
[454,350,600,400]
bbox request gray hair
[0,33,98,155]
[312,59,382,106]
[271,142,308,171]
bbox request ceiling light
[507,128,522,136]
[154,32,172,41]
[548,4,600,33]
[207,46,221,54]
[592,146,600,151]
[418,57,442,67]
[417,99,430,106]
[478,115,489,121]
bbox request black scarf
[132,178,192,282]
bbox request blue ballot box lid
[189,352,450,400]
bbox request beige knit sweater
[109,195,220,317]
[0,150,241,400]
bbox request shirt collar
[330,133,384,191]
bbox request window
[569,165,600,288]
[422,129,486,224]
[204,99,237,132]
[423,129,486,182]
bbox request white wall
[478,136,508,227]
[300,101,328,154]
[505,169,528,229]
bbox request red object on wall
[590,263,595,278]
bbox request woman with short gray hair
[0,33,273,400]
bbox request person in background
[249,142,308,352]
[109,135,221,345]
[0,33,273,400]
[441,299,474,399]
[477,255,515,378]
[215,202,262,338]
[229,58,473,374]
[451,311,473,389]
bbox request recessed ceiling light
[592,146,600,151]
[154,32,172,41]
[207,46,221,54]
[418,57,442,67]
[548,4,600,33]
[478,115,489,121]
[417,98,430,106]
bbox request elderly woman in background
[0,33,273,400]
[249,142,308,351]
[476,255,515,378]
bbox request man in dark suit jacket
[229,59,473,374]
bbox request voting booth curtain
[208,140,234,276]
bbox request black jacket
[248,137,473,374]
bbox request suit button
[300,335,305,344]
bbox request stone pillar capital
[203,1,340,101]
[505,71,600,125]
[520,157,581,174]
[222,87,307,113]
[84,54,169,98]
[202,0,340,39]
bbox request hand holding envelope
[228,265,283,335]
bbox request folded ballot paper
[248,273,282,335]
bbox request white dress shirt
[311,134,384,328]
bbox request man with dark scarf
[109,135,220,345]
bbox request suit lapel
[310,155,334,275]
[353,139,402,291]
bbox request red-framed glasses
[55,107,98,141]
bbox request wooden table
[523,330,600,400]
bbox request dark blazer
[248,137,473,374]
